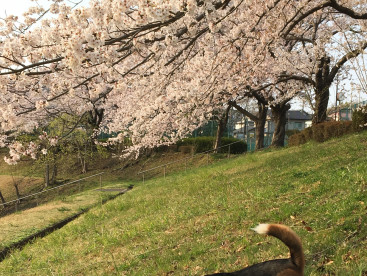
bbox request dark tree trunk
[83,143,88,173]
[79,154,87,174]
[214,105,231,153]
[255,102,268,150]
[51,162,57,185]
[0,191,6,206]
[14,184,21,202]
[229,98,268,150]
[45,163,50,188]
[80,157,87,174]
[313,57,331,124]
[77,143,88,174]
[88,108,105,129]
[271,102,291,147]
[313,85,330,124]
[88,108,105,146]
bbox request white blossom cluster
[2,131,59,165]
[4,141,38,165]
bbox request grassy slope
[0,175,43,201]
[0,148,210,204]
[0,181,126,252]
[1,132,367,275]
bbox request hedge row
[289,121,353,146]
[176,137,247,154]
[289,105,367,147]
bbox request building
[233,109,312,151]
[327,100,367,121]
[269,110,313,132]
[190,108,313,151]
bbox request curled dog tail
[252,224,305,272]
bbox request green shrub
[221,137,247,154]
[285,129,300,138]
[289,121,353,147]
[303,127,313,140]
[323,121,338,139]
[323,121,353,140]
[176,137,246,154]
[155,145,178,153]
[340,120,353,134]
[178,145,194,154]
[288,133,306,146]
[312,123,325,142]
[16,133,38,143]
[177,137,214,153]
[352,105,367,132]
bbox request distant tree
[0,190,6,206]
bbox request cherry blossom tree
[277,4,367,123]
[1,0,367,160]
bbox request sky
[0,0,90,17]
[1,1,54,17]
[1,1,39,16]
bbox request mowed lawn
[0,131,367,275]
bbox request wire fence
[0,141,244,215]
[137,141,244,183]
[0,172,104,217]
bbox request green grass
[0,147,214,206]
[1,132,367,275]
[0,181,129,253]
[0,175,44,202]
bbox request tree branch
[328,40,367,83]
[229,100,259,122]
[328,0,367,19]
[277,74,316,87]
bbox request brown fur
[206,224,304,276]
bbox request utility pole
[335,78,339,121]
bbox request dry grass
[0,175,43,201]
[0,183,126,251]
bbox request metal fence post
[134,142,242,186]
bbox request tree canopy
[1,0,367,161]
